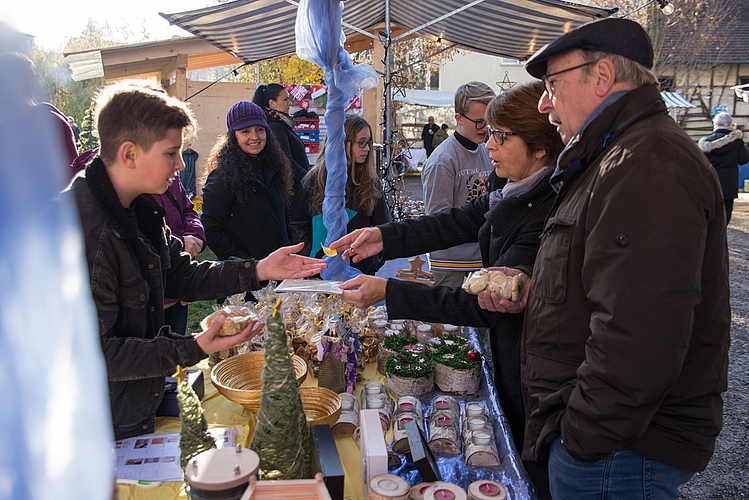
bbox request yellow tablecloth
[118,358,387,500]
[117,329,534,500]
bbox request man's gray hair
[580,50,657,88]
[454,81,495,115]
[713,112,733,129]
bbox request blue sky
[3,0,217,50]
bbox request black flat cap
[525,18,653,79]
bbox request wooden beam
[160,54,188,82]
[98,37,224,67]
[188,52,242,71]
[363,35,385,145]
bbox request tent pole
[384,0,394,211]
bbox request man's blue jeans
[548,436,693,499]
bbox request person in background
[333,83,564,499]
[421,82,498,288]
[433,123,449,149]
[68,116,81,142]
[153,175,207,334]
[290,114,390,276]
[64,80,326,439]
[40,103,78,176]
[517,18,730,498]
[202,101,294,263]
[252,83,309,215]
[421,116,440,157]
[698,112,749,224]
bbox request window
[500,58,522,66]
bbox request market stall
[116,323,534,500]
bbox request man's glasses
[356,139,373,149]
[487,126,517,146]
[541,61,594,97]
[459,113,487,130]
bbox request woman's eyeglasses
[356,139,373,149]
[487,126,517,146]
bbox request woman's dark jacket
[201,162,290,261]
[268,115,309,214]
[289,174,391,275]
[698,128,749,199]
[379,172,555,450]
[67,158,263,439]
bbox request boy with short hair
[66,80,325,439]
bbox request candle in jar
[468,417,487,430]
[479,483,502,496]
[437,416,453,426]
[433,489,455,500]
[465,403,483,417]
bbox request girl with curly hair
[290,114,390,275]
[202,101,294,261]
[252,83,309,214]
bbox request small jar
[416,324,434,344]
[373,319,389,339]
[367,396,384,409]
[472,431,492,446]
[467,417,488,431]
[442,324,459,335]
[365,382,383,395]
[465,403,484,418]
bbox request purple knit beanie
[226,101,268,131]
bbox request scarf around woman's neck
[266,108,295,128]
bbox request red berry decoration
[467,350,480,361]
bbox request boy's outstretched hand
[195,315,264,355]
[255,242,328,281]
[330,227,383,263]
[339,274,388,309]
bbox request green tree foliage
[31,19,149,127]
[234,54,325,85]
[77,101,98,153]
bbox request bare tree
[585,0,742,119]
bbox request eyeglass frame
[459,112,488,130]
[487,126,518,146]
[541,61,595,97]
[353,138,373,149]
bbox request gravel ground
[402,174,749,497]
[680,195,749,499]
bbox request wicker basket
[211,351,308,412]
[299,387,342,426]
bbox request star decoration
[172,365,189,385]
[496,72,517,92]
[390,132,413,162]
[390,73,409,99]
[408,255,426,272]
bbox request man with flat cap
[514,17,730,499]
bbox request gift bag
[318,338,347,394]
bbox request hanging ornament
[496,72,517,92]
[391,73,409,99]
